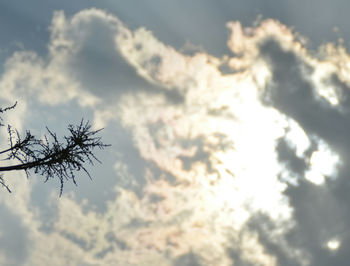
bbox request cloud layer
[0,8,349,266]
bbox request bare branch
[0,103,109,195]
[0,102,17,127]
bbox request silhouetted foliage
[0,102,109,195]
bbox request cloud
[1,7,350,266]
[239,19,350,266]
[0,10,293,266]
[107,17,298,266]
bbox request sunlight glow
[305,141,340,185]
[326,238,341,251]
[285,119,310,158]
[311,64,340,106]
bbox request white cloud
[0,8,349,266]
[305,140,340,185]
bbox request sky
[1,1,350,265]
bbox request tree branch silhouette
[0,103,109,195]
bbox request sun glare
[326,238,341,251]
[305,141,340,185]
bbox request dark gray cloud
[68,18,155,98]
[67,17,183,104]
[285,183,349,266]
[0,204,29,265]
[276,137,308,177]
[227,248,255,266]
[258,38,350,265]
[245,214,299,266]
[174,252,203,266]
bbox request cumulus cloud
[1,8,350,266]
